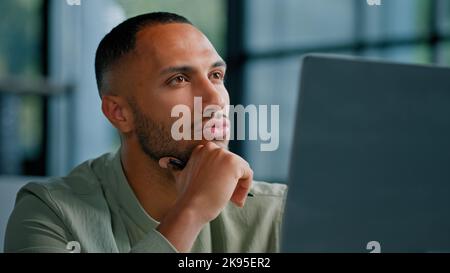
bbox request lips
[201,118,230,140]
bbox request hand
[156,142,253,252]
[161,142,253,223]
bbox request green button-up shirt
[4,149,288,253]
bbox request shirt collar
[106,148,159,232]
[101,148,213,251]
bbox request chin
[212,140,229,149]
[196,139,229,149]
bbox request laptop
[282,54,450,253]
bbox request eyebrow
[159,60,227,76]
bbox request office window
[438,42,450,65]
[236,0,450,182]
[47,0,126,176]
[0,0,45,175]
[363,0,432,41]
[116,0,227,56]
[243,57,301,181]
[245,0,355,52]
[384,44,433,63]
[438,0,450,35]
[0,1,43,76]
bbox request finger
[193,142,221,164]
[178,145,205,170]
[190,144,205,159]
[230,183,251,207]
[231,164,253,207]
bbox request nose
[195,76,226,110]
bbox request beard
[128,97,228,164]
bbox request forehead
[133,23,221,69]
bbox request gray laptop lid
[282,54,450,253]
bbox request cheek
[220,86,230,105]
[151,94,195,124]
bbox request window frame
[226,0,450,178]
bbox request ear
[101,95,134,134]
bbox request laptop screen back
[282,54,450,253]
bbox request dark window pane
[361,45,432,64]
[0,0,43,76]
[243,56,301,181]
[363,0,431,42]
[362,1,385,42]
[361,48,385,59]
[438,42,450,65]
[438,0,450,35]
[385,0,431,40]
[245,0,355,53]
[0,0,44,175]
[383,44,433,64]
[0,95,21,174]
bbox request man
[4,12,287,253]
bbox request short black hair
[95,12,192,97]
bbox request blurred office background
[0,0,449,249]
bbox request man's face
[110,23,230,163]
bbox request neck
[120,139,177,222]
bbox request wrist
[168,204,206,230]
[156,204,206,252]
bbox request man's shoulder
[7,152,121,253]
[16,152,116,213]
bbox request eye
[168,75,189,86]
[210,71,224,81]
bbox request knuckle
[222,152,238,166]
[205,142,216,150]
